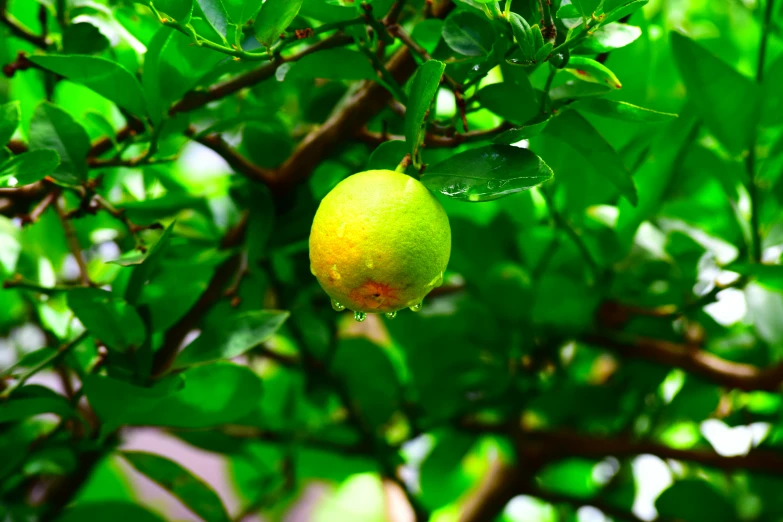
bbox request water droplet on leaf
[331,299,345,311]
[354,311,367,322]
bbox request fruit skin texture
[309,170,451,314]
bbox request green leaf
[84,363,263,430]
[422,145,553,202]
[762,54,783,126]
[670,32,760,155]
[565,56,623,89]
[55,502,165,522]
[0,101,20,145]
[477,82,538,125]
[28,55,147,118]
[62,22,110,55]
[0,150,60,188]
[556,4,581,19]
[570,0,602,19]
[577,23,642,54]
[0,397,75,422]
[656,480,735,522]
[550,80,612,100]
[287,48,377,81]
[538,459,601,499]
[601,0,648,25]
[729,264,783,291]
[367,140,409,171]
[196,0,230,39]
[405,60,445,168]
[331,339,400,428]
[253,0,304,46]
[124,221,176,304]
[615,107,699,247]
[122,452,231,522]
[572,99,678,122]
[546,109,637,205]
[509,13,534,62]
[154,0,194,22]
[174,310,290,367]
[442,11,494,57]
[67,288,146,353]
[492,117,551,144]
[29,102,91,185]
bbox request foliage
[1,0,783,521]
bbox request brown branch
[169,34,351,116]
[584,333,783,392]
[387,23,468,130]
[0,0,50,49]
[19,187,59,225]
[209,425,372,455]
[87,155,176,168]
[274,0,455,192]
[186,127,280,191]
[459,424,783,522]
[151,214,249,377]
[54,197,90,286]
[528,429,783,474]
[460,461,526,522]
[356,123,511,148]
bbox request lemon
[309,170,451,314]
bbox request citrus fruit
[309,169,451,314]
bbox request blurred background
[3,0,783,520]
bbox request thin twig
[54,197,91,286]
[0,331,89,399]
[747,0,775,262]
[0,0,50,48]
[356,124,511,147]
[542,188,601,280]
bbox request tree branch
[527,429,783,474]
[169,34,352,116]
[151,215,249,377]
[583,333,783,392]
[54,197,91,286]
[0,0,50,49]
[186,127,279,190]
[356,124,511,148]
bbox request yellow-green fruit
[309,170,451,314]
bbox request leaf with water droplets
[421,145,553,202]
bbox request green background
[2,0,783,521]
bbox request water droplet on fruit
[331,299,345,311]
[409,302,423,312]
[310,264,317,276]
[385,311,397,319]
[354,311,367,322]
[428,272,444,288]
[337,222,347,238]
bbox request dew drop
[409,302,423,312]
[331,299,346,311]
[354,311,367,322]
[428,272,444,288]
[385,311,397,319]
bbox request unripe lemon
[309,170,451,315]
